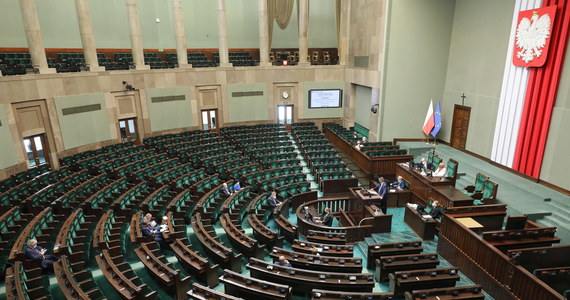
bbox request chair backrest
[432,156,441,169]
[482,179,499,202]
[505,215,527,230]
[427,152,435,164]
[474,173,488,192]
[445,159,459,186]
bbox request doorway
[119,118,139,144]
[277,105,294,129]
[23,134,49,167]
[201,109,218,131]
[450,104,471,150]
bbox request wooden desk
[404,206,437,240]
[456,217,484,235]
[396,164,473,207]
[324,128,413,175]
[432,186,474,207]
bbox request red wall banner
[513,0,570,178]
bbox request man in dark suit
[24,239,58,272]
[420,158,432,171]
[321,207,333,226]
[373,177,388,214]
[142,221,168,249]
[393,176,406,190]
[266,191,281,216]
[429,201,443,219]
[220,182,233,197]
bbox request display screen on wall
[308,89,343,108]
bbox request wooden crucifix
[461,93,467,106]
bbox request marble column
[297,0,310,66]
[173,0,191,68]
[19,0,56,74]
[126,0,150,70]
[216,0,232,67]
[338,0,350,66]
[74,0,105,71]
[257,0,271,67]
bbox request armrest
[464,185,475,193]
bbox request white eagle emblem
[516,11,551,63]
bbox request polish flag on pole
[422,100,435,135]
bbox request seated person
[419,158,432,171]
[142,213,153,224]
[274,256,292,267]
[159,215,169,233]
[311,247,321,256]
[320,207,334,227]
[352,131,359,141]
[429,201,443,218]
[233,181,241,192]
[220,182,233,197]
[392,176,406,190]
[354,140,363,151]
[361,136,368,144]
[433,163,447,177]
[266,191,281,216]
[142,221,168,248]
[24,239,58,272]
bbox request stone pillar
[338,0,350,66]
[216,0,232,67]
[257,0,271,67]
[297,0,310,66]
[125,0,150,70]
[19,0,56,74]
[74,0,105,71]
[173,0,191,68]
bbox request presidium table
[395,163,474,208]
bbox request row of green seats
[364,149,408,157]
[225,186,252,219]
[241,166,303,185]
[309,157,343,166]
[213,158,251,175]
[60,141,134,166]
[227,164,259,180]
[154,163,194,185]
[306,151,338,159]
[115,182,153,211]
[168,189,195,219]
[196,184,226,220]
[194,174,221,194]
[59,209,96,260]
[115,154,168,177]
[96,149,157,173]
[235,136,291,146]
[255,152,297,163]
[84,177,129,214]
[298,139,329,146]
[362,145,399,151]
[59,175,111,209]
[14,208,59,259]
[171,168,206,189]
[254,173,307,192]
[243,141,293,152]
[144,129,214,145]
[134,158,180,180]
[182,145,233,162]
[221,123,284,133]
[24,170,90,208]
[317,170,352,181]
[158,136,220,150]
[11,164,51,185]
[229,131,289,140]
[202,152,242,166]
[275,182,311,199]
[77,145,145,169]
[143,185,172,214]
[250,145,295,157]
[302,145,333,152]
[313,163,347,173]
[266,158,301,169]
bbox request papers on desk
[422,215,433,220]
[389,189,396,192]
[368,189,378,195]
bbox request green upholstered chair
[472,179,499,204]
[464,173,488,197]
[445,159,459,187]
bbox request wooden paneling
[450,105,471,150]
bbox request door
[119,118,139,144]
[201,109,218,131]
[277,105,293,130]
[23,134,50,167]
[450,104,471,150]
